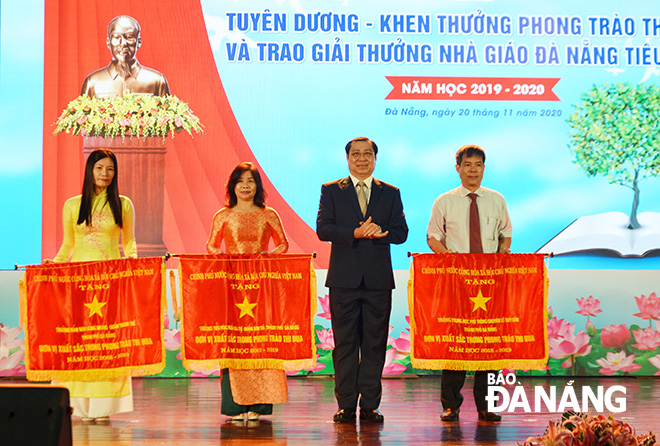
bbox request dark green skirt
[221,369,273,416]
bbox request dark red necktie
[468,193,483,254]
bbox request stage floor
[4,375,660,445]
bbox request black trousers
[329,284,392,411]
[441,369,494,412]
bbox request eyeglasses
[349,151,375,160]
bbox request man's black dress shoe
[359,409,384,423]
[477,410,502,422]
[333,408,356,423]
[440,408,460,421]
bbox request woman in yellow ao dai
[51,149,137,423]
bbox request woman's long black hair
[77,149,123,227]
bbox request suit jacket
[317,177,408,290]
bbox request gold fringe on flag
[182,357,318,372]
[26,362,167,382]
[410,358,550,371]
[305,261,318,371]
[18,277,31,375]
[178,261,189,369]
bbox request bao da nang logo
[485,372,627,413]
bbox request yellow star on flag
[236,296,257,319]
[84,295,107,318]
[469,289,492,312]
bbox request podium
[83,136,167,257]
[0,385,72,446]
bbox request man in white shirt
[426,144,512,422]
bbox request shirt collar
[459,185,482,197]
[93,189,109,199]
[350,174,373,188]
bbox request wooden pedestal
[83,136,167,257]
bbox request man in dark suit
[317,136,408,424]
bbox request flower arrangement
[520,411,657,446]
[53,94,203,140]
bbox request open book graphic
[537,212,660,257]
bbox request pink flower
[600,324,631,349]
[317,294,331,320]
[118,118,131,126]
[159,116,170,126]
[648,355,660,376]
[382,348,406,375]
[190,368,220,377]
[286,356,326,375]
[547,306,553,319]
[387,325,397,348]
[0,325,24,350]
[307,360,325,372]
[101,116,113,125]
[304,354,326,373]
[633,292,660,321]
[393,330,411,353]
[76,115,88,125]
[174,117,184,128]
[548,324,592,368]
[0,350,26,376]
[575,295,602,317]
[387,330,411,361]
[631,327,660,350]
[316,328,334,350]
[405,315,411,332]
[595,351,641,375]
[547,317,571,339]
[164,328,181,351]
